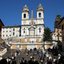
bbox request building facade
[0,19,4,38]
[1,4,44,50]
[52,15,64,42]
[60,17,64,42]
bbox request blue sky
[0,0,64,31]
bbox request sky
[0,0,64,31]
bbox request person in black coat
[0,58,7,64]
[11,57,16,64]
[28,59,34,64]
[34,60,39,64]
[6,57,12,64]
[40,60,43,64]
[28,56,34,64]
[20,60,23,64]
[11,59,16,64]
[47,59,52,64]
[53,59,57,64]
[24,60,28,64]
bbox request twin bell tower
[21,3,44,25]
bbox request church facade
[1,4,44,50]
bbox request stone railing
[10,42,53,45]
[17,35,42,38]
[0,48,7,56]
[25,35,42,38]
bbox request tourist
[0,58,7,64]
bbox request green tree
[43,27,52,42]
[57,40,62,52]
[56,15,61,19]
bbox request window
[13,32,15,35]
[39,13,41,17]
[6,31,8,32]
[32,41,34,43]
[10,31,11,32]
[24,31,25,33]
[39,27,41,32]
[24,14,26,18]
[10,35,11,36]
[3,35,4,37]
[3,31,5,32]
[6,35,8,37]
[13,28,15,31]
[23,28,25,33]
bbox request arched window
[39,13,41,17]
[24,14,26,18]
[13,28,15,31]
[39,27,41,32]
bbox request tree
[57,40,62,52]
[56,15,61,19]
[43,27,52,42]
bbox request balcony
[20,35,42,38]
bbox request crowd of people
[0,47,64,64]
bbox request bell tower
[22,5,29,25]
[36,3,44,24]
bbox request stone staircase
[3,49,42,62]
